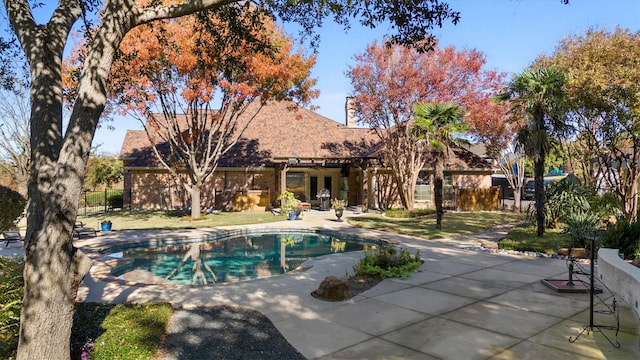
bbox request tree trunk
[512,186,522,213]
[6,1,241,358]
[14,2,114,357]
[630,179,639,222]
[18,84,95,360]
[18,214,92,360]
[18,46,94,359]
[434,153,444,230]
[190,184,202,219]
[534,151,546,237]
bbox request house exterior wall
[123,165,493,211]
[453,172,493,189]
[373,169,494,210]
[125,167,276,211]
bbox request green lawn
[76,209,283,230]
[498,224,572,254]
[348,210,526,239]
[71,302,172,360]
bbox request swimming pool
[103,231,378,285]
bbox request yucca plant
[563,209,602,248]
[546,179,590,228]
[527,176,590,229]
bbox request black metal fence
[78,188,127,216]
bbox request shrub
[587,191,622,220]
[0,186,26,232]
[544,178,590,229]
[601,217,640,260]
[563,209,603,248]
[0,257,24,359]
[354,244,423,279]
[107,193,124,209]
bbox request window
[286,173,305,200]
[444,172,453,201]
[415,171,431,201]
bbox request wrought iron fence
[78,188,128,216]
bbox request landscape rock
[311,276,349,301]
[557,248,590,259]
[480,240,499,250]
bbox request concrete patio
[4,209,640,359]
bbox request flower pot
[334,208,343,221]
[288,212,297,221]
[101,222,112,232]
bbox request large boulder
[311,276,348,301]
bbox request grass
[498,224,572,254]
[71,303,172,360]
[76,209,284,230]
[348,210,526,239]
[1,255,173,360]
[0,257,23,359]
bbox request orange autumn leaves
[65,3,317,115]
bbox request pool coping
[86,227,389,288]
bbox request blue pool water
[104,232,376,285]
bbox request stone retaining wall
[598,248,640,319]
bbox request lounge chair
[73,221,97,237]
[3,228,22,247]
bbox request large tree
[497,65,570,237]
[542,27,640,220]
[347,42,505,210]
[412,102,469,229]
[0,1,462,358]
[105,12,316,219]
[83,154,123,190]
[498,140,526,212]
[0,79,30,199]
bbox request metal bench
[3,228,22,246]
[73,221,97,237]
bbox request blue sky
[89,0,639,154]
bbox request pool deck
[4,210,640,359]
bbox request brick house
[119,99,496,211]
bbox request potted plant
[331,198,347,221]
[277,191,299,220]
[100,220,112,232]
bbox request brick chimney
[345,96,357,128]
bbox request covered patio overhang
[271,156,381,208]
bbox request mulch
[158,306,305,360]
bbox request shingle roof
[119,100,378,168]
[119,100,493,170]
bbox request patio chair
[3,228,22,247]
[73,221,97,238]
[297,200,312,211]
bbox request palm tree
[412,102,469,229]
[497,65,570,237]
